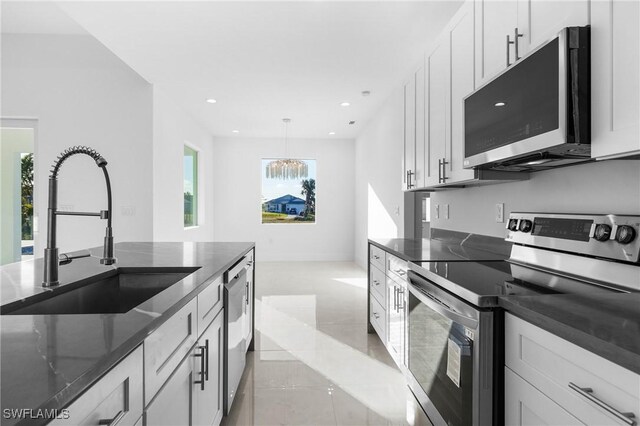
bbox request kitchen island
[0,241,254,426]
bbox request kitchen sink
[1,267,200,315]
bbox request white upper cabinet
[449,1,476,183]
[476,0,589,86]
[403,77,416,190]
[517,0,589,56]
[591,0,640,159]
[425,35,450,187]
[414,65,427,189]
[475,0,518,86]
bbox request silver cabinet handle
[514,27,523,60]
[393,286,398,311]
[506,34,514,66]
[568,383,636,426]
[194,345,206,391]
[373,279,380,286]
[407,170,415,189]
[204,339,210,381]
[396,288,405,311]
[99,411,125,426]
[438,158,449,183]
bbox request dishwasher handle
[224,255,249,283]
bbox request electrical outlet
[496,203,504,223]
[445,204,450,220]
[121,206,136,216]
[435,204,440,219]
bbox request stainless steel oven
[407,270,496,426]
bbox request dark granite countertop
[368,234,509,263]
[0,241,254,426]
[499,292,640,375]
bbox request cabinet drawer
[505,367,581,426]
[387,254,408,281]
[197,275,223,336]
[51,345,143,426]
[145,298,198,405]
[505,313,640,425]
[369,245,386,271]
[369,265,385,307]
[369,295,386,342]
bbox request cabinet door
[591,0,640,158]
[505,368,582,426]
[385,278,404,364]
[414,64,426,189]
[449,1,476,183]
[145,349,196,426]
[403,77,416,190]
[475,0,518,86]
[426,35,450,187]
[517,0,589,57]
[194,311,224,426]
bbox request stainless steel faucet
[43,146,116,287]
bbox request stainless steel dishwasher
[223,256,249,415]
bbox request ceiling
[3,1,463,139]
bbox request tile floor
[221,262,433,426]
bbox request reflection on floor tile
[222,262,433,426]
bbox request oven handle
[407,278,478,330]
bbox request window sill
[184,226,200,230]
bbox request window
[184,145,198,227]
[261,159,316,224]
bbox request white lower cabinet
[145,348,195,426]
[145,310,224,426]
[50,345,143,426]
[505,368,581,426]
[505,313,640,426]
[194,310,224,426]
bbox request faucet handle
[58,252,91,265]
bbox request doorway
[1,119,37,265]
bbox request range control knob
[519,219,533,233]
[616,225,636,245]
[508,219,519,231]
[593,224,612,241]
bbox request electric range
[406,213,640,426]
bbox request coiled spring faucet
[43,146,116,287]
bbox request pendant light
[265,118,308,180]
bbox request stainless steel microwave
[463,27,590,171]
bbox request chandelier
[265,118,309,180]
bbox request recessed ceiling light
[206,98,217,104]
[361,91,371,97]
[232,130,239,133]
[340,102,351,107]
[494,102,506,107]
[328,132,336,135]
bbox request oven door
[407,270,494,426]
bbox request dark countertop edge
[15,242,255,426]
[498,297,640,375]
[368,239,415,262]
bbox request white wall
[354,86,406,268]
[1,34,154,254]
[430,160,640,237]
[152,88,215,241]
[213,137,355,261]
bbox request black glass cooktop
[409,260,618,308]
